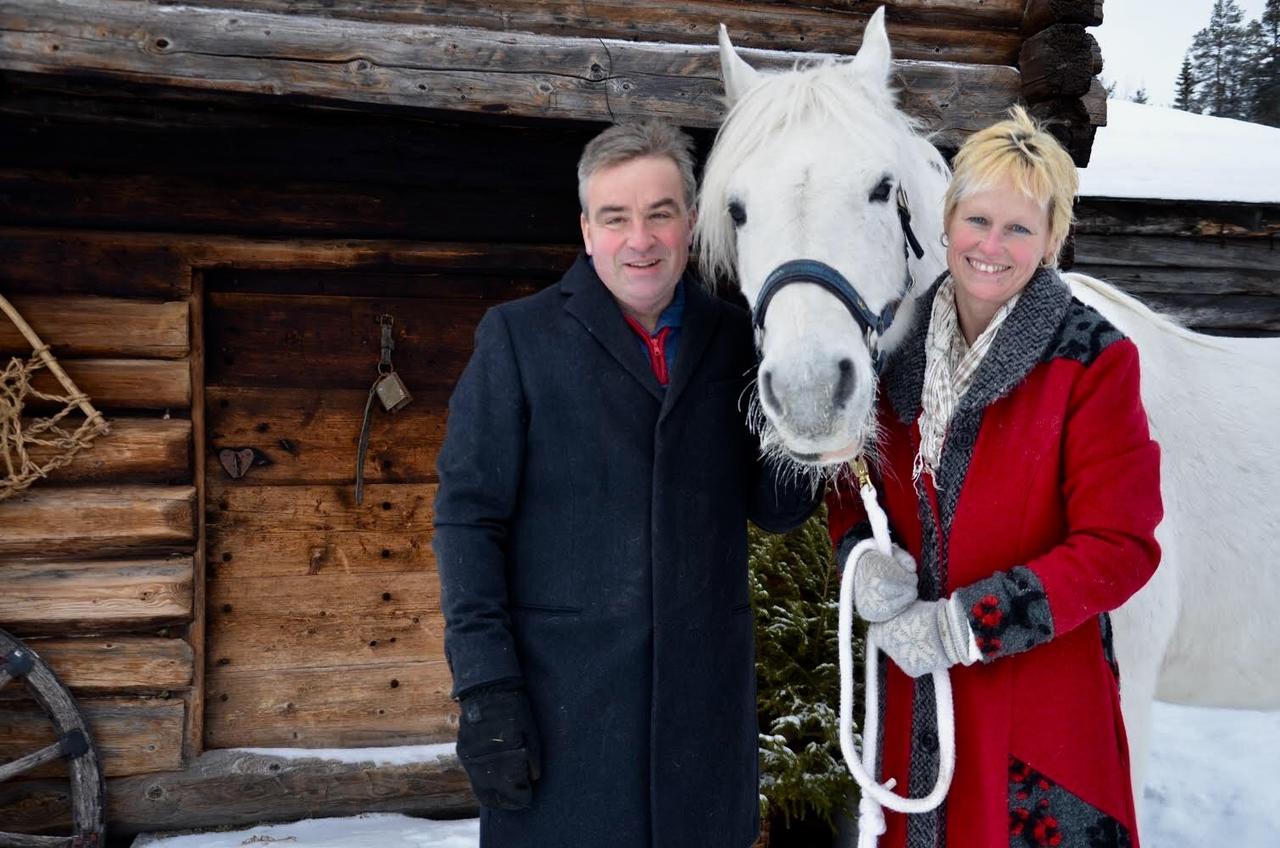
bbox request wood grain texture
[204,661,454,748]
[206,387,446,486]
[0,487,196,558]
[0,296,189,359]
[1073,235,1280,271]
[0,749,475,836]
[31,418,191,484]
[0,696,185,778]
[0,0,1021,144]
[14,637,193,695]
[0,228,190,298]
[30,360,193,411]
[0,558,194,635]
[206,482,436,578]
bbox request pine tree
[1252,0,1280,125]
[750,505,857,833]
[1130,86,1149,105]
[1189,0,1251,118]
[1175,55,1198,112]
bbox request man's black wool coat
[434,255,816,848]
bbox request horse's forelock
[695,60,919,291]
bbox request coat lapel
[561,254,664,402]
[661,279,722,418]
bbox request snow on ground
[1079,100,1280,203]
[131,813,477,848]
[133,703,1278,847]
[1140,701,1280,847]
[233,742,456,767]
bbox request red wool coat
[828,271,1162,848]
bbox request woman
[828,107,1162,847]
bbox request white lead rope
[839,457,955,848]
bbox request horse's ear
[849,6,892,85]
[718,24,762,106]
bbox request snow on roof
[233,742,456,767]
[1079,100,1280,204]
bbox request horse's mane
[696,58,925,289]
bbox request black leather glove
[456,680,542,811]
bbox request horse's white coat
[698,7,1280,794]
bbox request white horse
[697,7,1280,795]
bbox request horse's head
[696,7,948,472]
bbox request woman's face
[945,177,1052,324]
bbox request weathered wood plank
[161,0,1028,65]
[204,661,454,749]
[1022,0,1104,36]
[1075,199,1280,238]
[1019,24,1102,102]
[1110,292,1280,335]
[0,487,195,558]
[206,387,446,486]
[206,291,489,390]
[0,296,189,359]
[0,0,1022,144]
[1073,235,1280,271]
[0,558,194,636]
[206,482,436,579]
[0,696,185,778]
[205,572,443,673]
[12,637,193,695]
[0,749,474,836]
[0,229,190,298]
[0,167,578,243]
[29,359,193,411]
[1073,265,1280,298]
[30,418,191,485]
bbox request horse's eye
[869,177,892,203]
[728,199,747,228]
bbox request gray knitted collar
[883,266,1073,427]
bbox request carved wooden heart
[218,447,255,479]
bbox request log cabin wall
[1072,198,1280,336]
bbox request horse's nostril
[834,358,855,408]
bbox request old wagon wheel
[0,628,105,848]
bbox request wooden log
[204,661,455,749]
[1072,235,1280,271]
[0,296,189,360]
[29,418,191,485]
[0,749,475,836]
[0,167,580,244]
[0,487,195,558]
[15,637,193,696]
[206,291,493,390]
[0,0,1021,144]
[1075,199,1280,238]
[205,571,443,673]
[0,558,194,636]
[151,0,1029,65]
[0,696,185,778]
[29,360,193,411]
[206,482,436,579]
[1073,265,1280,298]
[206,387,446,486]
[0,229,190,298]
[1019,24,1101,102]
[1022,0,1104,36]
[1114,292,1280,335]
[1028,95,1102,167]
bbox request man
[433,121,817,848]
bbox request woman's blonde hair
[943,105,1078,267]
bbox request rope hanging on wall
[0,293,109,502]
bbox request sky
[1092,0,1271,106]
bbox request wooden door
[200,261,559,748]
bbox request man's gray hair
[577,120,697,214]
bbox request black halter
[751,187,927,371]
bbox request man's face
[580,155,694,328]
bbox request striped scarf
[913,274,1021,482]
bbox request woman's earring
[940,233,950,247]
